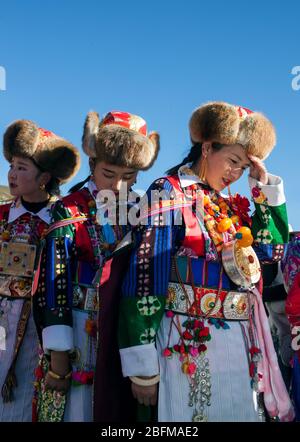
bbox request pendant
[0,304,9,334]
[0,307,8,350]
[193,413,208,422]
[0,326,6,350]
[73,286,84,307]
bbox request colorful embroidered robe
[118,166,291,422]
[0,198,51,421]
[33,181,134,422]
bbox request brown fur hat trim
[82,111,99,158]
[82,111,160,170]
[3,120,80,183]
[189,102,276,160]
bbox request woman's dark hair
[68,175,90,194]
[34,165,60,196]
[166,142,225,175]
[45,176,60,196]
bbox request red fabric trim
[62,189,94,262]
[166,175,204,256]
[0,203,11,222]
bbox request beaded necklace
[202,191,254,252]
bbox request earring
[198,157,207,182]
[39,183,46,191]
[227,184,232,197]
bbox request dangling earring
[89,159,95,181]
[227,184,232,197]
[39,183,46,191]
[198,157,207,182]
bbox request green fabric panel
[251,202,289,244]
[118,296,166,349]
[48,203,75,239]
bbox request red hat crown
[100,111,147,136]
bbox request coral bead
[181,361,189,374]
[237,234,254,247]
[203,195,210,206]
[236,226,252,238]
[2,230,10,241]
[212,204,220,212]
[217,218,233,233]
[231,215,240,225]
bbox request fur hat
[3,120,80,183]
[82,110,160,170]
[189,102,276,160]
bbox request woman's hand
[44,372,70,394]
[248,155,268,185]
[131,382,158,406]
[44,350,71,394]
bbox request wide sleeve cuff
[248,173,285,207]
[42,325,74,353]
[120,343,159,377]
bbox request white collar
[86,179,98,201]
[177,163,205,188]
[8,198,53,224]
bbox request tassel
[198,157,207,182]
[1,366,17,403]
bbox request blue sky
[0,0,299,228]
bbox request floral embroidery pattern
[139,327,156,344]
[283,235,300,291]
[272,244,285,262]
[136,231,152,298]
[251,186,268,205]
[54,238,68,307]
[260,205,271,225]
[256,229,273,244]
[33,353,66,422]
[137,295,161,316]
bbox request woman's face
[8,156,49,199]
[93,161,138,195]
[204,143,251,192]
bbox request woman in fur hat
[0,120,79,421]
[118,102,294,422]
[32,111,159,422]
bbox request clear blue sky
[0,0,299,228]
